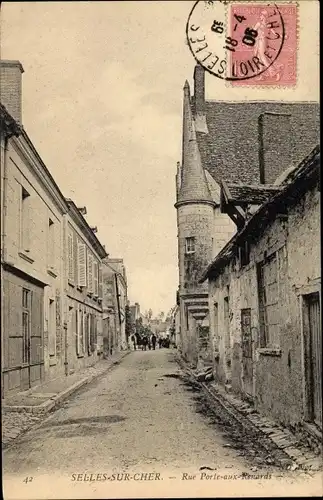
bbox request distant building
[129,302,141,326]
[102,258,128,355]
[175,64,320,370]
[65,199,107,374]
[201,146,321,440]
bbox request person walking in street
[158,336,163,349]
[151,333,157,350]
[141,335,148,351]
[131,334,136,350]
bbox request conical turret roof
[177,86,214,205]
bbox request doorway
[304,292,322,430]
[241,308,253,399]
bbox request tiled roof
[200,145,320,282]
[281,144,320,185]
[194,100,319,185]
[222,182,282,205]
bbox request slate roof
[176,87,214,205]
[200,145,320,282]
[221,182,282,205]
[194,100,320,186]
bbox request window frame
[185,237,196,254]
[257,252,279,349]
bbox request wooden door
[241,308,253,398]
[307,293,322,429]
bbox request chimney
[193,64,205,115]
[77,206,87,215]
[0,60,24,123]
[258,113,292,184]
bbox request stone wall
[208,181,320,430]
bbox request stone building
[200,146,321,439]
[175,64,320,370]
[129,302,141,327]
[1,60,109,395]
[1,61,68,392]
[102,258,128,356]
[65,199,107,374]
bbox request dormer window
[185,237,195,254]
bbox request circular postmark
[186,0,285,81]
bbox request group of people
[130,333,170,351]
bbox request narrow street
[3,351,316,498]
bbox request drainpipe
[63,321,68,376]
[114,273,122,349]
[1,136,9,262]
[1,136,9,396]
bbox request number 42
[23,477,33,484]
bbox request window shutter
[76,309,81,356]
[68,233,74,282]
[88,253,93,292]
[78,242,87,287]
[82,311,86,353]
[30,289,43,364]
[90,314,95,352]
[84,313,90,355]
[98,264,103,299]
[88,314,92,354]
[93,261,99,296]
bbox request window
[48,218,55,269]
[85,313,90,355]
[257,253,279,348]
[77,240,87,287]
[185,237,195,254]
[21,186,30,252]
[239,241,250,268]
[68,231,74,283]
[90,314,96,352]
[93,260,99,296]
[22,289,31,364]
[98,265,103,300]
[87,252,93,293]
[76,309,85,356]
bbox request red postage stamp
[229,3,298,86]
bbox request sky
[1,1,319,315]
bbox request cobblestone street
[3,350,321,498]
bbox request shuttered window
[78,241,87,287]
[84,313,90,355]
[93,261,99,296]
[98,265,103,299]
[68,232,74,283]
[88,252,93,293]
[76,309,85,356]
[76,309,80,355]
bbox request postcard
[1,1,321,498]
